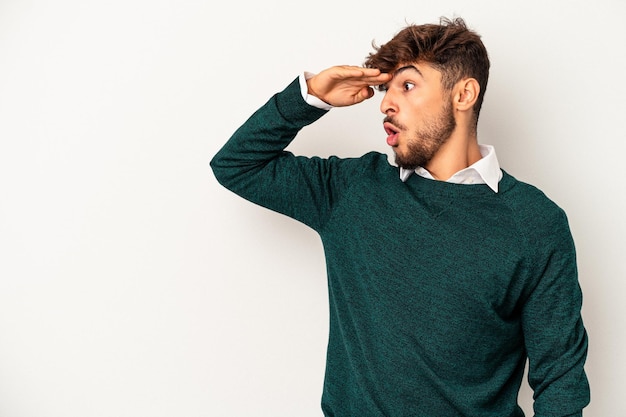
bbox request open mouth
[383,122,400,147]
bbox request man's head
[364,17,490,126]
[364,17,490,171]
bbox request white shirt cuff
[299,72,333,111]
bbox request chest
[320,181,529,322]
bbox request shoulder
[499,171,572,241]
[500,171,565,215]
[325,151,395,176]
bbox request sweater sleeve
[210,77,361,232]
[521,208,590,417]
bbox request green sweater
[210,78,590,417]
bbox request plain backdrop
[0,0,624,416]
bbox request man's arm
[210,67,390,230]
[522,209,590,417]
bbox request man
[211,17,590,417]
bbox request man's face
[381,63,456,170]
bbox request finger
[335,66,387,80]
[359,67,388,77]
[347,70,392,86]
[362,73,393,86]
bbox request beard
[390,100,456,171]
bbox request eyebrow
[379,65,424,91]
[380,65,424,90]
[394,65,424,78]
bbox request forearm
[211,77,348,230]
[210,77,327,193]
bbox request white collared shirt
[299,73,503,193]
[400,144,502,192]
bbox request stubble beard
[392,101,457,171]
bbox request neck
[424,128,481,181]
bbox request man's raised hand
[306,66,392,107]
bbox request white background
[0,0,624,416]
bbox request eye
[403,81,415,91]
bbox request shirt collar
[399,144,503,193]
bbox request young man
[211,17,590,417]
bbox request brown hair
[364,17,490,125]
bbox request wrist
[299,72,332,110]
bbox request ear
[454,78,480,112]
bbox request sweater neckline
[401,168,517,199]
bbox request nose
[380,90,396,115]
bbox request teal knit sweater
[210,78,590,417]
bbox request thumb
[355,86,375,104]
